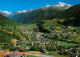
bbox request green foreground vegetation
[29,55,37,57]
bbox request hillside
[0,14,27,44]
[63,4,80,26]
[9,8,64,24]
[0,14,18,26]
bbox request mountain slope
[0,14,26,44]
[0,14,18,26]
[63,4,80,26]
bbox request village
[0,25,80,57]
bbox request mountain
[41,2,72,10]
[9,2,72,24]
[11,9,33,15]
[12,10,27,15]
[63,4,80,26]
[0,10,12,17]
[0,9,33,17]
[9,8,63,23]
[55,2,72,9]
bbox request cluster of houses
[1,25,79,57]
[23,26,80,56]
[59,47,79,57]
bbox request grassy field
[51,53,67,57]
[57,41,77,47]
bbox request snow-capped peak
[14,10,27,14]
[55,2,72,9]
[59,2,66,7]
[0,10,12,17]
[13,9,33,14]
[2,11,11,14]
[58,2,72,7]
[41,2,72,10]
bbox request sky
[0,0,80,13]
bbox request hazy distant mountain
[11,9,33,16]
[13,10,27,15]
[0,10,12,17]
[0,9,33,17]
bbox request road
[29,54,54,57]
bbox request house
[12,40,30,47]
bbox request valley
[0,2,80,57]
